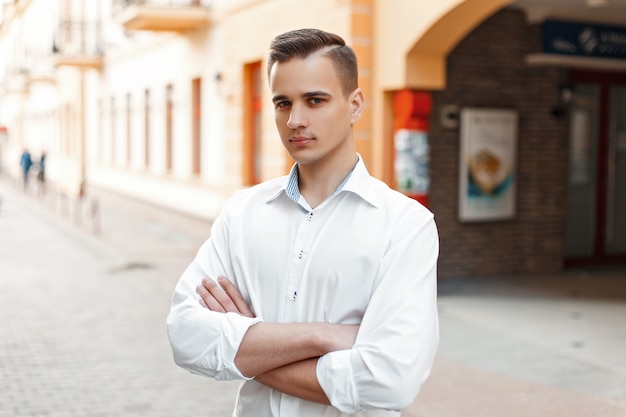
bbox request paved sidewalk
[0,183,240,417]
[409,272,626,417]
[1,181,625,416]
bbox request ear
[349,88,365,124]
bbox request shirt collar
[266,154,382,208]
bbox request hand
[196,276,255,318]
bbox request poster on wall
[394,129,429,199]
[459,108,518,222]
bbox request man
[167,28,439,416]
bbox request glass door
[607,87,626,254]
[566,71,626,264]
[565,85,599,258]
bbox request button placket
[297,210,313,261]
[285,210,315,308]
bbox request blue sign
[543,19,626,60]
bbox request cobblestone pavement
[0,183,240,417]
[1,181,626,417]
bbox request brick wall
[429,8,570,278]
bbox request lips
[290,136,314,146]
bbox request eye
[275,100,291,109]
[308,97,324,105]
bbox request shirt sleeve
[316,205,440,413]
[166,208,262,381]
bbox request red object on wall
[393,89,433,207]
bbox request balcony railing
[114,0,214,32]
[52,20,104,68]
[0,66,28,94]
[0,48,56,94]
[21,48,57,83]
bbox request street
[2,180,626,417]
[0,183,240,417]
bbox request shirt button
[307,212,313,221]
[298,250,304,259]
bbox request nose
[286,105,308,129]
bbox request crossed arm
[196,276,359,404]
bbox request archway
[373,0,512,184]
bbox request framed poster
[459,108,518,221]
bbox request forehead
[269,52,341,94]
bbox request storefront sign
[459,108,518,222]
[543,19,626,60]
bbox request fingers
[218,277,255,318]
[196,276,255,318]
[196,279,228,312]
[196,277,239,313]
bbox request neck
[298,151,358,208]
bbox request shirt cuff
[316,349,360,413]
[218,312,262,380]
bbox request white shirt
[167,158,439,416]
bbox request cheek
[275,116,291,139]
[274,113,287,133]
[274,110,283,124]
[326,107,351,128]
[274,112,287,130]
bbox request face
[269,51,363,168]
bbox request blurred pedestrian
[167,28,440,417]
[20,148,33,190]
[36,151,46,195]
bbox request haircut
[268,28,358,97]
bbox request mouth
[289,136,315,146]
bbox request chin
[288,155,309,166]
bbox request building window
[243,61,262,185]
[144,88,150,169]
[97,98,103,163]
[110,96,116,165]
[62,104,71,156]
[126,92,132,167]
[165,84,173,172]
[191,77,202,175]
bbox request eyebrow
[272,91,332,103]
[303,91,331,99]
[272,94,288,104]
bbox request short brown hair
[267,28,358,97]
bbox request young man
[167,28,439,416]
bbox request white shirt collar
[266,155,381,208]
